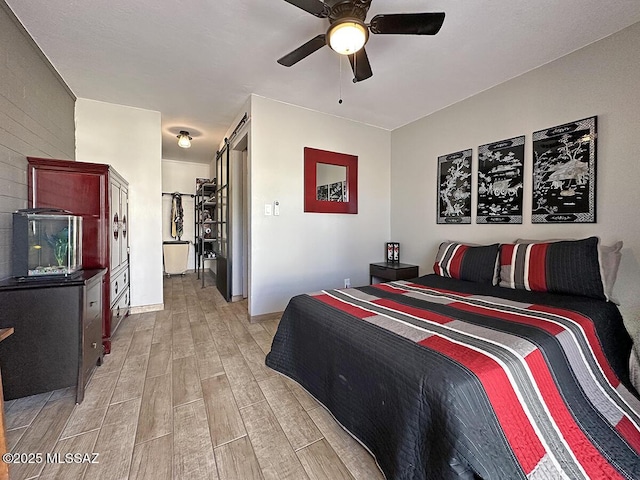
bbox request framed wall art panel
[437,149,472,224]
[477,135,524,224]
[532,116,597,223]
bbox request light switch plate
[265,204,272,216]
[274,201,280,216]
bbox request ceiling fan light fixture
[177,130,192,149]
[327,19,368,55]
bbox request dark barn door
[215,145,231,301]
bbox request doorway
[230,134,249,302]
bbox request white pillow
[514,238,622,304]
[599,242,623,303]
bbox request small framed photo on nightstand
[386,242,400,263]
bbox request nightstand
[370,262,419,284]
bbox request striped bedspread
[266,275,640,479]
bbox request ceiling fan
[277,0,445,83]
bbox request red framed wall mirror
[304,147,358,214]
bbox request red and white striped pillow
[499,237,608,300]
[514,238,622,303]
[433,242,499,285]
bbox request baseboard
[163,268,195,276]
[249,311,283,324]
[130,303,165,314]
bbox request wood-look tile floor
[4,273,385,480]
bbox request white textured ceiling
[5,0,640,163]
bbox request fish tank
[12,209,83,278]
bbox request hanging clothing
[171,193,184,240]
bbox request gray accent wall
[0,1,75,279]
[390,21,640,337]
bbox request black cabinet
[0,269,106,403]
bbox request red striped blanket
[266,275,640,479]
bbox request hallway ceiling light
[177,130,192,149]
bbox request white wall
[390,22,640,336]
[250,95,391,316]
[161,159,212,271]
[75,98,163,310]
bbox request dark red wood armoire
[27,157,130,354]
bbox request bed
[265,240,640,479]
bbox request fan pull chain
[338,55,343,104]
[353,52,357,84]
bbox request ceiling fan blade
[348,47,373,83]
[277,34,327,67]
[369,12,445,35]
[282,0,329,18]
